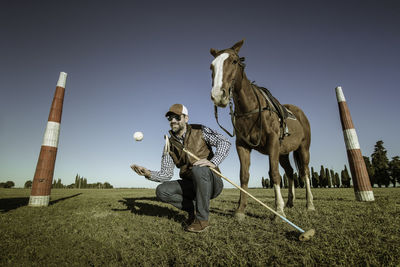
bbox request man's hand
[193,159,216,169]
[130,164,151,178]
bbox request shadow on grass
[210,207,268,219]
[0,197,29,213]
[49,193,82,205]
[0,193,82,213]
[113,197,186,223]
[209,207,235,217]
[285,230,301,241]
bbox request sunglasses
[167,114,182,121]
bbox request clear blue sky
[1,0,399,188]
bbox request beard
[170,122,184,134]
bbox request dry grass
[1,187,399,266]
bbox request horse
[209,40,315,220]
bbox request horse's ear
[210,48,218,57]
[231,39,244,54]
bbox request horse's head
[210,40,244,107]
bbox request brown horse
[209,40,315,219]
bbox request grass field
[1,187,399,266]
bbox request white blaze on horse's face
[211,53,230,107]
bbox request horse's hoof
[271,213,286,223]
[307,205,316,211]
[286,201,294,208]
[234,212,246,221]
[271,210,286,222]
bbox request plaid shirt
[147,125,231,182]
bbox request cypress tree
[326,168,332,188]
[320,165,326,188]
[389,156,400,187]
[341,165,351,188]
[345,165,351,187]
[265,178,271,188]
[363,156,375,187]
[334,173,340,187]
[56,178,62,188]
[330,170,336,187]
[310,167,315,187]
[371,140,390,187]
[340,170,345,187]
[75,174,79,188]
[312,171,319,188]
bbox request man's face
[168,114,188,134]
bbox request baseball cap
[165,104,188,117]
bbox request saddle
[252,83,296,140]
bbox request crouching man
[131,104,231,233]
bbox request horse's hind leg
[235,143,251,221]
[270,149,285,217]
[279,154,295,208]
[296,147,315,211]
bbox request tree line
[261,165,349,189]
[261,140,399,189]
[70,174,113,189]
[21,174,113,189]
[0,181,15,188]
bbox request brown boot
[185,219,209,233]
[184,211,196,226]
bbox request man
[131,104,231,233]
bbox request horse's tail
[293,150,302,176]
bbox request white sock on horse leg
[274,184,285,213]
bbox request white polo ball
[133,131,143,141]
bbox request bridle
[214,53,266,148]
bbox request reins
[214,56,269,148]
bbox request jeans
[155,166,224,221]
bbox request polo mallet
[183,148,315,242]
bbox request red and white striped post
[335,86,374,201]
[29,72,67,207]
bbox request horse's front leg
[270,149,286,217]
[235,142,251,221]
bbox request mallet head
[299,229,315,242]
